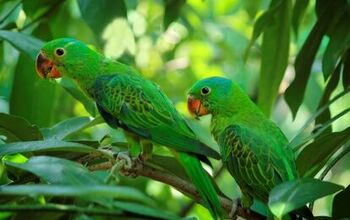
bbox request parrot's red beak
[187,95,208,119]
[35,51,61,79]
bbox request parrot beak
[187,95,208,120]
[35,51,61,79]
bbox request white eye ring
[55,48,65,56]
[201,87,211,95]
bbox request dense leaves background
[0,0,349,219]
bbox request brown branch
[88,160,265,220]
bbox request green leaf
[58,77,96,117]
[113,201,180,220]
[0,140,96,156]
[0,113,43,142]
[78,0,127,42]
[244,0,283,60]
[148,155,189,181]
[322,12,350,79]
[41,117,93,140]
[0,185,152,203]
[269,178,343,218]
[0,30,43,60]
[296,127,350,177]
[5,156,101,185]
[284,1,346,117]
[163,0,186,29]
[257,0,291,116]
[332,185,350,219]
[315,62,341,134]
[292,0,309,37]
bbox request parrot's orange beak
[35,52,61,79]
[187,95,208,119]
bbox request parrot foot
[116,151,133,169]
[229,198,251,219]
[115,152,143,178]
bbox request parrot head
[187,76,233,118]
[35,38,100,79]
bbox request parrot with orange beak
[187,76,312,218]
[35,38,224,219]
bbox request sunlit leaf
[78,0,127,42]
[5,156,100,185]
[296,127,350,177]
[257,0,291,116]
[0,30,43,60]
[268,178,343,218]
[0,140,96,156]
[332,185,350,219]
[0,113,43,142]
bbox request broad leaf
[296,127,350,177]
[332,185,350,219]
[0,30,43,60]
[41,116,94,140]
[0,184,152,204]
[0,140,96,156]
[269,178,343,218]
[257,0,291,116]
[284,1,346,117]
[163,0,186,29]
[322,12,350,79]
[5,156,100,185]
[0,113,43,142]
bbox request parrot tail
[177,152,224,220]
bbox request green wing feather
[92,74,220,159]
[219,124,296,202]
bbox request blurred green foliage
[0,0,350,219]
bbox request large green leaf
[291,0,309,37]
[78,0,127,42]
[5,156,100,185]
[296,127,350,177]
[268,178,343,218]
[163,0,186,29]
[0,113,43,142]
[257,0,291,116]
[0,30,43,60]
[0,185,151,203]
[322,12,350,79]
[332,185,350,219]
[41,117,94,140]
[284,1,346,117]
[0,140,96,156]
[58,77,96,117]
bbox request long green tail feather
[177,152,224,219]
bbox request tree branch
[88,160,265,220]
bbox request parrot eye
[201,87,211,95]
[55,48,65,56]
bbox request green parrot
[35,38,224,219]
[187,76,312,218]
